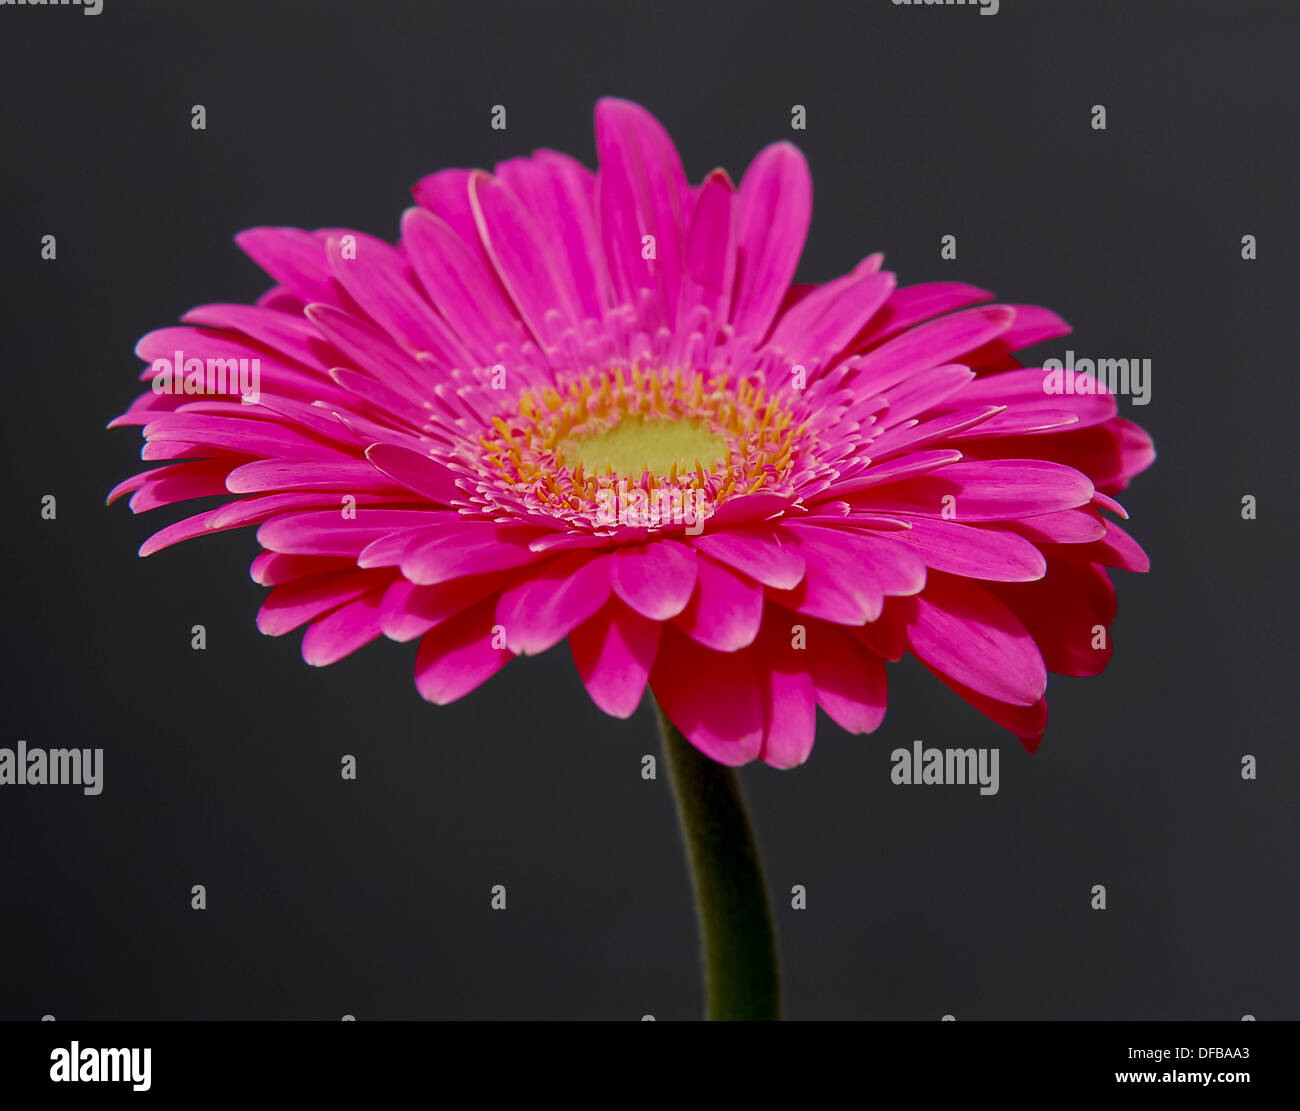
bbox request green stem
[654,699,781,1021]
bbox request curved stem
[654,699,781,1021]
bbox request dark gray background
[2,0,1295,1020]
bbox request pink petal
[649,626,764,765]
[400,524,545,585]
[303,303,427,394]
[496,150,613,323]
[325,234,472,366]
[677,168,736,327]
[412,169,484,254]
[569,599,662,718]
[357,523,461,568]
[257,568,382,636]
[1040,518,1150,573]
[885,517,1047,582]
[864,405,1004,460]
[414,596,514,704]
[400,206,528,359]
[943,366,1118,429]
[768,269,896,367]
[1005,507,1107,545]
[786,523,928,607]
[143,413,347,459]
[256,286,304,312]
[807,621,889,734]
[753,628,817,768]
[139,508,229,556]
[705,491,794,528]
[877,364,976,425]
[380,572,510,642]
[179,304,328,370]
[905,574,1047,707]
[301,588,387,666]
[125,460,233,512]
[731,142,812,341]
[494,553,612,655]
[213,492,417,532]
[955,419,1155,493]
[470,170,580,345]
[670,553,764,651]
[817,449,964,500]
[919,661,1048,750]
[235,227,349,309]
[250,552,357,586]
[851,459,1094,521]
[225,458,406,495]
[689,528,806,590]
[133,325,352,408]
[959,305,1071,369]
[989,560,1116,677]
[363,443,462,505]
[852,305,1015,392]
[852,281,994,352]
[852,597,913,662]
[595,98,688,327]
[256,508,445,557]
[328,366,432,430]
[609,539,698,620]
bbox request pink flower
[110,98,1153,768]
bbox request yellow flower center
[470,364,808,529]
[561,415,727,479]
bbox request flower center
[561,415,727,479]
[468,364,809,531]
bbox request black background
[2,0,1296,1020]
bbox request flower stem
[654,699,781,1020]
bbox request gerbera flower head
[109,98,1154,768]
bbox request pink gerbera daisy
[109,98,1153,769]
